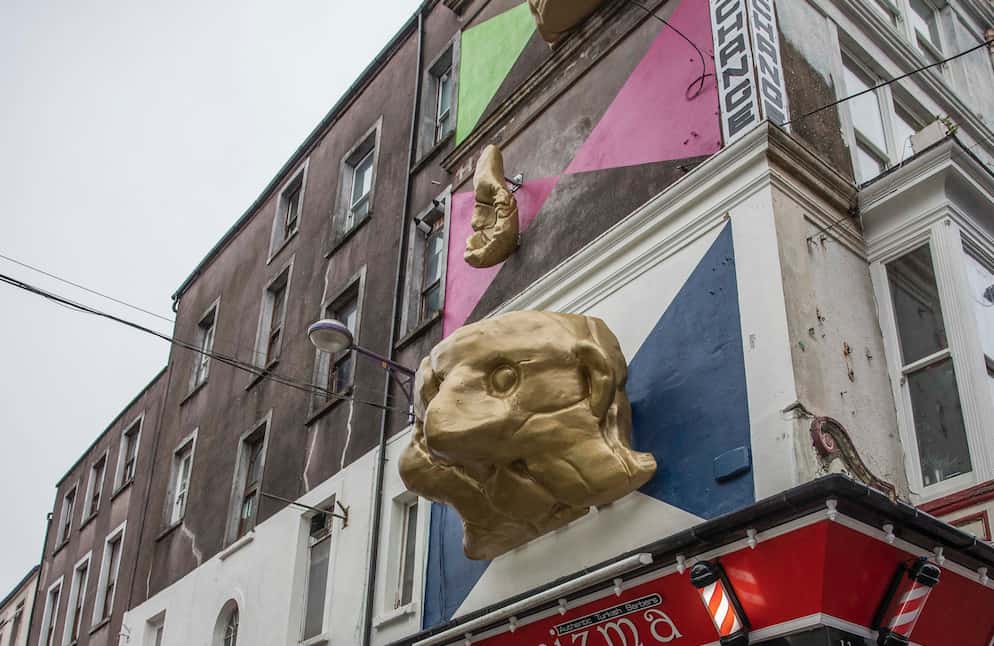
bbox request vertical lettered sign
[710,0,762,144]
[746,0,789,126]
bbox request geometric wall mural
[425,223,753,628]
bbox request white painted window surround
[92,522,126,625]
[863,140,994,501]
[40,578,63,646]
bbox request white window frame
[269,161,308,260]
[333,120,381,240]
[39,577,63,646]
[166,432,197,526]
[835,50,925,183]
[298,495,337,643]
[83,453,108,520]
[226,413,271,544]
[62,552,91,646]
[190,298,220,392]
[862,0,946,63]
[375,490,428,627]
[871,220,994,501]
[114,414,144,492]
[55,484,78,547]
[145,612,166,646]
[253,260,294,369]
[401,190,451,336]
[311,268,365,415]
[91,521,126,626]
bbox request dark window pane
[888,245,948,364]
[908,358,971,486]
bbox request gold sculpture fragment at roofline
[464,144,520,269]
[398,311,657,560]
[528,0,610,44]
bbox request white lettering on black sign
[710,0,761,143]
[746,0,789,125]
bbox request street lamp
[307,319,416,408]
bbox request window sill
[395,312,442,351]
[89,617,111,636]
[180,379,208,406]
[324,215,371,258]
[411,131,454,174]
[299,634,330,646]
[155,521,183,543]
[245,360,279,391]
[267,229,299,265]
[219,532,255,561]
[305,386,354,426]
[52,539,70,557]
[79,512,99,531]
[373,602,418,629]
[111,479,134,502]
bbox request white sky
[0,0,423,596]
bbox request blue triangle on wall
[629,223,754,517]
[422,223,753,628]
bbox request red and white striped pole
[690,561,749,646]
[876,558,941,646]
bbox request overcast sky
[0,0,423,596]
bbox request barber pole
[690,562,749,646]
[875,557,941,646]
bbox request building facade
[16,0,994,645]
[27,370,167,646]
[1,567,38,646]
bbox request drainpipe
[362,3,427,645]
[26,513,53,646]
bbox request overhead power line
[0,251,174,323]
[780,38,994,128]
[0,271,408,414]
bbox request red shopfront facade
[394,477,994,646]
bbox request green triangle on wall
[456,2,537,145]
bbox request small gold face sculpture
[398,311,657,560]
[464,144,520,269]
[528,0,609,44]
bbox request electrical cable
[625,0,712,99]
[779,38,994,129]
[0,271,409,414]
[0,251,175,323]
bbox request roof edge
[0,565,40,611]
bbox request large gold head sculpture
[398,311,657,560]
[464,145,520,269]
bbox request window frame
[836,50,926,184]
[92,521,126,626]
[299,496,336,642]
[9,601,24,644]
[145,613,166,646]
[62,552,91,646]
[190,298,220,392]
[870,220,994,501]
[401,189,452,337]
[114,415,143,493]
[253,260,294,370]
[226,414,271,544]
[332,120,382,242]
[39,577,63,646]
[862,0,946,64]
[417,38,460,159]
[166,432,197,527]
[83,453,108,521]
[310,268,365,417]
[55,484,78,547]
[269,161,308,261]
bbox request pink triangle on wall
[565,0,721,174]
[443,175,560,337]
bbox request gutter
[361,3,429,645]
[0,564,40,611]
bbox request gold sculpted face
[398,311,657,560]
[528,0,609,44]
[464,144,519,269]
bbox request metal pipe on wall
[362,2,428,644]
